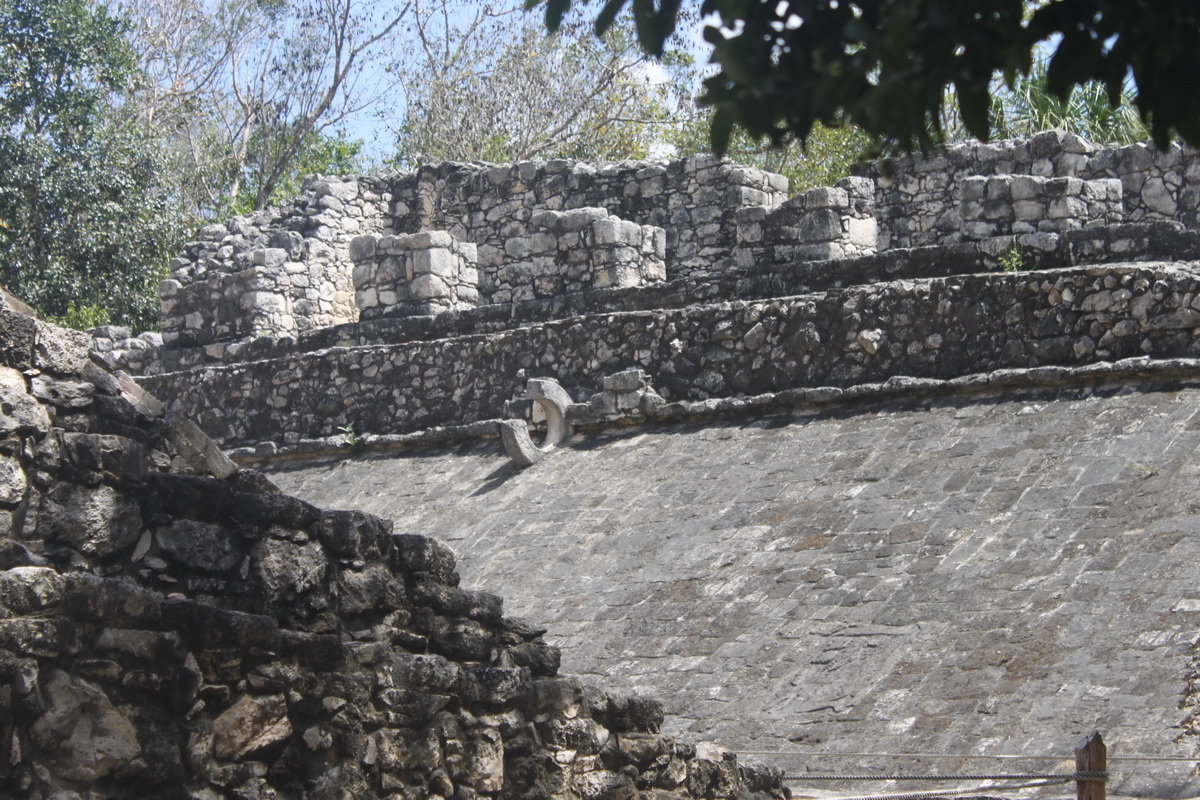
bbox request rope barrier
[739,750,1200,763]
[782,772,1106,783]
[794,777,1075,800]
[739,751,1069,761]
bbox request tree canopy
[0,0,189,330]
[530,0,1200,152]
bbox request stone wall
[139,260,1200,448]
[860,130,1200,249]
[0,298,787,799]
[148,134,1200,360]
[161,175,394,346]
[958,175,1123,240]
[499,208,667,301]
[735,177,877,267]
[351,231,481,320]
[390,157,789,291]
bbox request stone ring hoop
[500,378,572,466]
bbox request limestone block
[407,230,454,249]
[156,519,241,572]
[349,235,377,262]
[252,248,288,268]
[34,322,91,375]
[845,216,877,249]
[798,208,842,242]
[241,291,287,314]
[311,178,358,202]
[411,274,451,301]
[594,219,640,246]
[43,482,142,557]
[413,247,458,279]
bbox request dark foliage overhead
[529,0,1200,152]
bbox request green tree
[531,0,1200,153]
[222,129,365,216]
[671,109,875,192]
[988,60,1149,145]
[0,0,189,330]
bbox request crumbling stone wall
[149,134,1200,361]
[958,175,1123,241]
[735,177,877,267]
[860,130,1200,249]
[390,157,789,291]
[497,208,667,301]
[0,297,787,800]
[162,175,394,346]
[351,231,481,319]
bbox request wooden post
[1075,732,1107,800]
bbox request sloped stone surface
[272,378,1200,797]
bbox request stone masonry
[104,131,1200,378]
[76,132,1200,799]
[352,231,481,320]
[0,296,789,799]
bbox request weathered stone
[212,694,292,761]
[30,375,95,408]
[0,367,50,435]
[156,519,241,572]
[252,537,326,602]
[29,670,141,782]
[0,566,65,613]
[34,321,91,375]
[43,482,142,557]
[166,414,238,479]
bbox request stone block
[406,230,454,249]
[241,291,287,314]
[845,217,877,249]
[34,322,91,375]
[797,208,843,242]
[252,248,288,268]
[799,186,849,210]
[1010,175,1041,201]
[311,178,358,202]
[413,247,458,279]
[349,235,377,262]
[959,177,987,201]
[411,274,451,301]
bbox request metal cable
[782,772,1106,782]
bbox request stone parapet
[351,230,480,319]
[390,156,789,290]
[736,176,877,266]
[859,130,1200,249]
[959,174,1123,240]
[496,207,667,302]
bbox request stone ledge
[229,355,1200,467]
[111,221,1200,375]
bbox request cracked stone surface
[270,380,1200,797]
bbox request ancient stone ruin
[30,129,1200,796]
[0,300,787,799]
